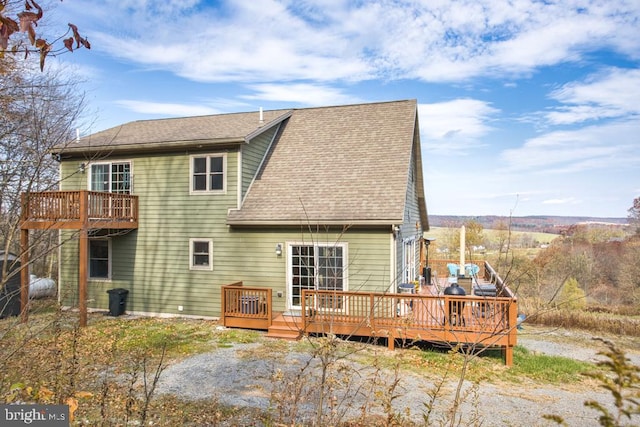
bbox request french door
[288,243,347,310]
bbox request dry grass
[529,308,640,338]
[0,301,632,426]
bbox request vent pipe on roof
[76,128,80,142]
[259,107,264,126]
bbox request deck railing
[221,282,272,330]
[428,259,513,297]
[301,289,518,365]
[21,190,138,229]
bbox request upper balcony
[21,190,139,230]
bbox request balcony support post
[78,191,88,327]
[20,227,29,323]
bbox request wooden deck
[221,265,518,365]
[20,190,139,230]
[19,190,139,326]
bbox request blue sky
[49,0,639,218]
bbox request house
[45,99,428,319]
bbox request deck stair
[266,313,304,340]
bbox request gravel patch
[155,329,640,426]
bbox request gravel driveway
[155,326,640,426]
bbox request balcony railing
[21,190,139,230]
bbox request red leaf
[27,24,35,44]
[81,37,90,49]
[63,37,73,52]
[0,15,20,34]
[17,11,39,32]
[38,40,50,71]
[28,0,43,20]
[68,23,82,48]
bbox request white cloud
[501,119,640,173]
[241,83,360,106]
[419,99,498,154]
[546,68,640,124]
[543,197,580,205]
[114,100,221,116]
[59,0,640,84]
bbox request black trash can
[107,288,129,316]
[0,279,21,319]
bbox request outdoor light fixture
[275,243,282,256]
[78,162,86,173]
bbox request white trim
[88,237,112,280]
[189,153,227,195]
[87,160,133,193]
[189,238,213,271]
[237,149,243,209]
[286,241,348,310]
[389,232,396,293]
[242,123,281,205]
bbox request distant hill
[429,215,628,234]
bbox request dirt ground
[154,325,640,426]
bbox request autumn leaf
[74,391,94,399]
[17,11,39,32]
[27,23,35,44]
[63,36,73,51]
[37,386,54,403]
[66,396,78,422]
[67,23,90,50]
[36,38,50,71]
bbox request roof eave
[52,137,246,158]
[226,218,402,227]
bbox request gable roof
[55,109,292,156]
[57,99,427,228]
[227,99,427,227]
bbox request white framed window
[89,238,111,279]
[190,154,226,194]
[189,238,213,270]
[89,162,131,193]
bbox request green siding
[58,150,392,318]
[241,125,279,199]
[395,144,423,286]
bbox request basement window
[89,239,111,279]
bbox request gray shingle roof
[57,109,291,154]
[227,100,421,226]
[59,99,425,226]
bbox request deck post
[301,290,307,332]
[266,288,272,328]
[388,329,395,350]
[20,227,29,323]
[503,346,513,366]
[78,191,88,327]
[78,228,88,327]
[503,298,519,367]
